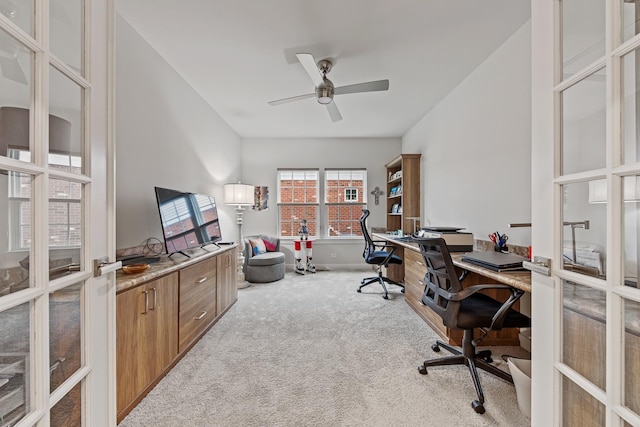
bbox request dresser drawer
[404,249,449,340]
[179,258,217,351]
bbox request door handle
[196,277,208,284]
[93,256,123,277]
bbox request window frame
[324,169,367,239]
[277,169,320,238]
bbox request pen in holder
[489,231,509,252]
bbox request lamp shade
[224,183,254,206]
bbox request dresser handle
[195,311,207,320]
[415,261,424,266]
[196,277,208,284]
[418,280,425,285]
[150,287,157,310]
[142,290,149,314]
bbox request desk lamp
[224,182,254,288]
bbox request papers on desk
[461,251,529,272]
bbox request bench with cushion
[243,235,285,283]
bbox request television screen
[154,186,222,255]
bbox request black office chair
[357,209,404,299]
[413,237,531,414]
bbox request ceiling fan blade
[268,92,315,106]
[326,101,342,122]
[0,57,27,84]
[296,53,324,87]
[334,79,389,96]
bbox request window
[344,188,358,201]
[278,170,319,237]
[277,169,368,238]
[325,169,366,237]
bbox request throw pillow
[249,238,266,256]
[260,235,278,252]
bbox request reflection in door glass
[0,0,33,36]
[562,181,607,278]
[0,27,33,162]
[50,380,81,426]
[562,375,605,427]
[49,66,83,174]
[0,302,31,425]
[48,178,82,279]
[624,298,640,415]
[561,0,605,77]
[561,72,606,175]
[622,50,640,165]
[0,169,33,295]
[623,176,640,286]
[49,283,82,394]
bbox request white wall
[241,137,401,268]
[402,22,532,248]
[115,14,243,250]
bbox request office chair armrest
[447,284,514,302]
[489,287,525,330]
[370,241,398,265]
[448,284,526,330]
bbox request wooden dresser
[115,246,237,423]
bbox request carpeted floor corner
[119,271,530,427]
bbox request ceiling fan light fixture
[316,87,333,104]
[316,78,334,104]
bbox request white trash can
[508,357,531,417]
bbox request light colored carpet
[119,271,530,427]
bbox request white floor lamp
[224,182,254,289]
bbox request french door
[0,1,113,426]
[533,0,640,425]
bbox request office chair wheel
[483,355,493,363]
[401,288,405,293]
[383,294,389,300]
[418,365,428,375]
[431,343,441,352]
[471,400,485,414]
[357,289,362,293]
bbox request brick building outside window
[277,168,367,238]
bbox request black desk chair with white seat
[413,237,531,414]
[357,209,404,299]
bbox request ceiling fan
[268,53,389,122]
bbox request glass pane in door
[624,298,640,415]
[562,281,606,389]
[623,176,640,285]
[49,283,82,393]
[50,0,82,75]
[562,181,607,278]
[49,66,83,174]
[0,0,33,36]
[0,28,33,162]
[623,0,640,43]
[1,170,33,294]
[622,50,640,164]
[561,72,606,175]
[50,380,81,426]
[561,0,605,77]
[562,375,606,426]
[48,178,82,278]
[0,301,31,424]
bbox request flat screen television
[154,186,222,256]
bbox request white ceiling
[116,0,530,139]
